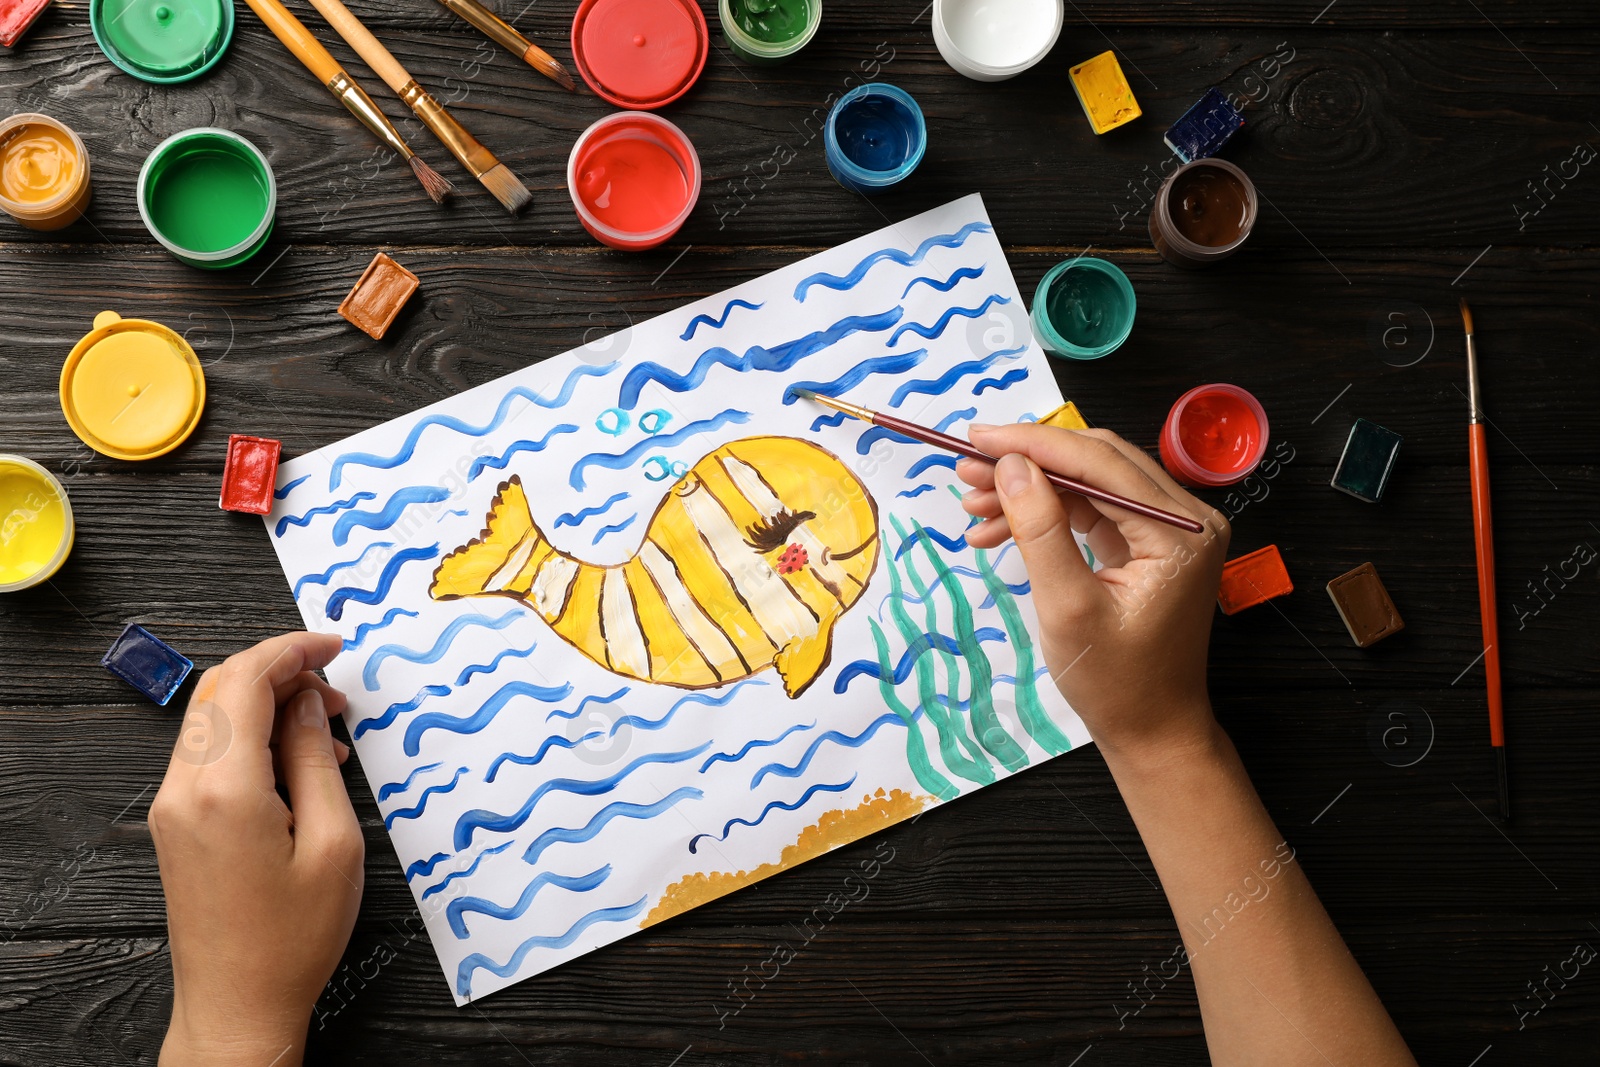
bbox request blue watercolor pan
[102,622,194,705]
[1331,418,1403,503]
[1164,87,1244,163]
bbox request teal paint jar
[1030,256,1136,360]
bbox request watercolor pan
[1331,418,1402,503]
[1327,562,1404,648]
[1164,87,1244,163]
[1068,50,1141,135]
[220,434,282,514]
[339,253,419,339]
[1217,544,1292,615]
[0,0,51,47]
[102,622,194,705]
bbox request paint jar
[0,113,92,231]
[90,0,235,84]
[571,0,709,109]
[932,0,1061,82]
[0,455,74,593]
[1030,256,1135,360]
[568,112,702,251]
[1149,158,1257,269]
[60,310,207,461]
[137,127,275,269]
[719,0,820,64]
[824,83,926,195]
[1159,383,1270,488]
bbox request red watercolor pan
[1159,383,1269,487]
[220,434,281,514]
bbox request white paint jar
[932,0,1063,82]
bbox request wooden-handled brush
[432,0,576,91]
[239,0,453,203]
[306,0,532,214]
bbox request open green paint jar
[1030,256,1136,360]
[718,0,820,64]
[137,128,275,269]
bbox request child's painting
[265,194,1093,1003]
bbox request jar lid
[91,0,234,84]
[571,0,707,109]
[60,311,206,461]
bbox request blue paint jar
[824,83,926,195]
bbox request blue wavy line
[441,508,471,519]
[896,483,938,499]
[907,454,959,478]
[455,643,537,686]
[419,842,514,901]
[617,308,903,410]
[894,524,968,560]
[690,776,857,854]
[888,295,1012,347]
[554,492,630,529]
[405,678,576,756]
[325,545,440,622]
[353,683,451,739]
[456,897,648,997]
[809,410,851,432]
[570,410,751,489]
[832,628,1009,694]
[855,425,920,454]
[751,714,906,788]
[889,346,1027,407]
[274,474,310,500]
[343,607,419,651]
[606,679,768,738]
[384,766,469,829]
[934,407,979,433]
[295,541,396,599]
[902,263,986,298]
[591,515,638,545]
[782,349,929,404]
[447,865,612,939]
[485,731,603,782]
[328,363,618,489]
[699,721,816,773]
[275,492,375,538]
[468,424,580,482]
[680,298,763,341]
[405,851,451,881]
[453,745,709,850]
[519,787,703,865]
[935,667,1052,710]
[871,544,1022,621]
[333,485,451,546]
[979,579,1030,609]
[363,608,522,691]
[377,761,444,802]
[794,221,993,302]
[973,367,1030,395]
[545,687,631,722]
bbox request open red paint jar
[568,112,701,250]
[1159,383,1269,487]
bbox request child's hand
[151,632,363,1066]
[958,425,1230,764]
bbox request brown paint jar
[1149,158,1257,268]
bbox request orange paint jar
[0,113,92,230]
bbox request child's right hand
[957,425,1230,765]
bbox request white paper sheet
[265,194,1092,1003]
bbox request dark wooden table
[3,1,1597,1063]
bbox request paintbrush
[1462,299,1510,820]
[432,0,576,91]
[791,389,1206,535]
[240,0,453,203]
[306,0,532,214]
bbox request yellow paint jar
[60,311,207,461]
[0,113,92,230]
[0,455,74,592]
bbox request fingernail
[967,423,997,433]
[298,691,325,730]
[996,453,1032,498]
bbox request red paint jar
[567,112,702,250]
[1159,383,1269,487]
[571,0,708,110]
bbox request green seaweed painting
[868,508,1073,801]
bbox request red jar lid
[571,0,707,110]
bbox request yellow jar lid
[60,310,206,460]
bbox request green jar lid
[91,0,234,84]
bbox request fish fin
[431,476,541,601]
[772,623,835,699]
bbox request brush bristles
[524,44,578,91]
[409,155,455,204]
[1459,297,1474,334]
[787,386,817,402]
[478,162,533,215]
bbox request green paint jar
[1030,256,1136,360]
[137,128,275,270]
[719,0,820,64]
[91,0,234,84]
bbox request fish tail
[432,476,562,604]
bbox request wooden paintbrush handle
[240,0,344,84]
[306,0,412,93]
[1470,422,1504,745]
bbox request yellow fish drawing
[431,436,880,698]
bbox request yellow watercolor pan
[1069,51,1142,135]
